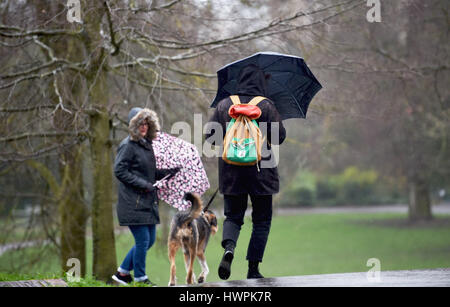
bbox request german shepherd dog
[168,192,218,286]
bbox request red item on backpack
[228,104,262,120]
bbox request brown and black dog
[168,193,218,286]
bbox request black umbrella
[210,52,322,120]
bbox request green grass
[265,213,450,276]
[1,212,450,286]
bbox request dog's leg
[186,246,197,284]
[183,247,190,272]
[183,247,197,283]
[168,241,179,286]
[197,250,209,283]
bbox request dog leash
[203,187,219,212]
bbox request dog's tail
[184,192,203,222]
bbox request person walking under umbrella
[112,107,179,285]
[206,64,287,280]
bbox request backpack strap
[230,95,266,106]
[248,96,266,106]
[230,95,241,105]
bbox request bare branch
[0,105,55,113]
[0,130,88,143]
[121,0,364,50]
[104,0,122,56]
[113,0,183,14]
[0,141,80,163]
[150,0,183,11]
[0,61,84,90]
[162,65,216,78]
[0,38,33,48]
[0,59,69,80]
[0,24,83,38]
[114,0,365,70]
[0,69,56,90]
[52,73,72,115]
[110,66,215,93]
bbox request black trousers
[222,194,272,262]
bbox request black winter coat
[114,108,167,226]
[206,65,286,195]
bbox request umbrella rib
[260,56,284,70]
[269,78,305,118]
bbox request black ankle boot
[247,261,264,279]
[218,241,235,280]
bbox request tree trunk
[44,22,89,277]
[408,176,432,222]
[88,68,117,281]
[59,146,88,277]
[84,3,117,282]
[90,108,117,281]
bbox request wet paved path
[1,268,448,287]
[191,268,450,287]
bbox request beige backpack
[222,95,266,168]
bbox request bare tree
[283,0,450,220]
[0,0,366,280]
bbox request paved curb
[0,279,68,287]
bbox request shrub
[279,170,316,207]
[316,178,338,202]
[336,167,378,205]
[280,166,403,207]
[295,187,315,207]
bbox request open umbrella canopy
[211,52,322,120]
[152,132,210,211]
